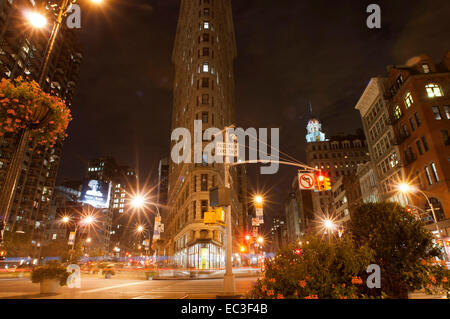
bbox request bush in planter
[31,263,70,286]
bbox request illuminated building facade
[162,0,247,269]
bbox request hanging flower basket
[0,77,72,151]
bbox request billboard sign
[79,179,111,208]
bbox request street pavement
[0,276,258,299]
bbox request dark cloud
[58,0,450,230]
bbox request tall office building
[0,0,82,244]
[305,118,370,215]
[156,158,169,206]
[86,157,138,253]
[161,0,247,269]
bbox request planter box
[40,279,59,294]
[145,271,159,280]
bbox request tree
[350,202,449,298]
[2,231,34,257]
[248,235,375,299]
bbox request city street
[0,276,258,299]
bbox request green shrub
[31,263,70,286]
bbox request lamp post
[62,215,95,262]
[0,0,103,247]
[398,183,449,262]
[130,195,160,257]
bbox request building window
[404,92,413,108]
[426,84,443,98]
[402,124,410,138]
[202,112,208,123]
[444,106,450,119]
[202,94,209,104]
[422,64,430,73]
[409,118,416,131]
[424,166,432,185]
[201,200,208,219]
[394,105,402,119]
[201,174,208,191]
[202,62,209,73]
[421,136,429,151]
[203,21,209,29]
[202,47,209,56]
[430,162,439,182]
[441,130,450,146]
[416,140,423,155]
[201,78,209,88]
[432,106,442,120]
[414,112,421,126]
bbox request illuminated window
[430,162,439,182]
[444,106,450,119]
[203,22,209,29]
[432,106,442,120]
[202,62,209,73]
[422,64,430,73]
[404,92,413,108]
[394,105,402,119]
[426,84,443,98]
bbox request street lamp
[254,195,263,205]
[24,11,47,28]
[257,236,264,245]
[65,214,95,261]
[398,183,449,261]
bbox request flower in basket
[31,263,71,286]
[0,77,72,150]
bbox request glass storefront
[184,242,224,269]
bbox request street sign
[68,232,75,245]
[298,172,315,190]
[216,142,239,157]
[257,215,264,224]
[252,218,260,226]
[255,208,263,217]
[157,223,164,233]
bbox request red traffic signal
[314,171,330,192]
[0,250,6,260]
[294,249,302,256]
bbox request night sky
[58,0,450,229]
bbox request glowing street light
[324,219,335,230]
[86,238,92,243]
[257,236,264,244]
[254,195,263,205]
[61,216,70,224]
[25,11,47,28]
[137,225,144,233]
[91,0,104,3]
[131,195,146,209]
[83,216,95,225]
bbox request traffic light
[240,245,247,253]
[324,177,332,191]
[314,172,326,192]
[314,171,331,192]
[0,250,6,260]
